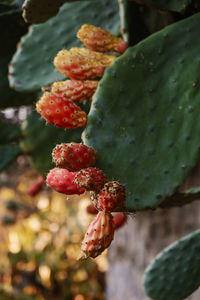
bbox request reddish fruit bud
[36,92,87,129]
[113,213,127,230]
[74,167,107,192]
[97,181,126,213]
[116,41,128,54]
[77,24,128,54]
[27,176,44,197]
[79,212,114,259]
[51,80,98,103]
[54,47,116,80]
[86,204,98,215]
[46,168,85,195]
[52,143,98,171]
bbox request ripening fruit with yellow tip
[53,47,116,80]
[36,92,87,129]
[77,24,128,53]
[51,80,98,103]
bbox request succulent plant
[143,230,200,300]
[1,0,200,298]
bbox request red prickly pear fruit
[97,181,126,213]
[113,213,127,230]
[74,167,107,192]
[36,92,87,129]
[116,41,129,54]
[86,204,98,215]
[77,24,128,54]
[51,80,98,103]
[53,47,116,80]
[27,176,45,197]
[46,168,85,195]
[52,143,98,171]
[79,211,114,259]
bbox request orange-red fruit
[36,92,87,129]
[80,212,114,259]
[27,176,44,197]
[97,181,126,212]
[86,204,98,215]
[74,167,107,192]
[52,143,98,171]
[46,168,85,195]
[54,47,116,80]
[113,213,127,230]
[77,24,128,53]
[51,80,98,103]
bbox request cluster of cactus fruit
[36,24,128,259]
[3,1,200,298]
[36,24,127,130]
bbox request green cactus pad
[0,145,22,172]
[13,0,25,8]
[132,0,190,12]
[0,121,21,144]
[83,13,200,211]
[9,0,120,93]
[22,0,88,24]
[0,3,16,14]
[119,0,174,46]
[0,5,35,108]
[143,229,200,300]
[22,0,63,24]
[21,111,83,174]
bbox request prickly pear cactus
[143,230,200,300]
[9,0,119,92]
[2,0,200,298]
[83,12,200,211]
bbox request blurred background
[0,106,106,300]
